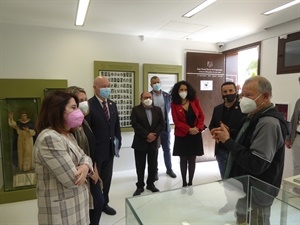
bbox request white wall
[0,23,217,98]
[227,19,300,178]
[0,23,218,182]
[0,20,299,184]
[226,19,300,120]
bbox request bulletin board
[94,61,139,131]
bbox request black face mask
[222,94,236,103]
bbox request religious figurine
[8,111,35,171]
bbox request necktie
[102,101,110,121]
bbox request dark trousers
[216,148,229,179]
[134,147,158,188]
[160,130,172,171]
[97,156,114,205]
[89,179,104,225]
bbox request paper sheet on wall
[200,80,213,91]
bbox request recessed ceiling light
[183,0,217,18]
[75,0,90,26]
[263,0,300,15]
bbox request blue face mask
[99,88,111,99]
[153,83,161,91]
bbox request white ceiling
[1,0,299,43]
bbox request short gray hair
[244,76,272,96]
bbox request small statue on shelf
[8,111,36,172]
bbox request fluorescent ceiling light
[183,0,217,18]
[75,0,90,26]
[263,0,300,15]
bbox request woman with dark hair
[34,90,93,225]
[170,80,205,187]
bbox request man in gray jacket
[211,76,290,225]
[150,76,177,179]
[285,97,300,194]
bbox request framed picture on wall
[94,61,139,131]
[146,73,178,93]
[143,63,182,124]
[0,78,67,204]
[1,98,39,190]
[143,63,182,92]
[99,71,134,128]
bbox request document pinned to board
[114,137,120,158]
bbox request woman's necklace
[181,99,187,105]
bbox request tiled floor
[1,160,300,225]
[0,161,221,225]
[101,160,221,225]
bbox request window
[277,31,300,74]
[223,42,261,87]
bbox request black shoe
[146,184,160,192]
[154,172,159,181]
[133,188,144,196]
[166,169,177,178]
[103,204,116,215]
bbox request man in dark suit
[131,92,165,196]
[85,76,121,215]
[150,76,177,180]
[209,81,245,214]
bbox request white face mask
[179,91,187,99]
[79,101,89,115]
[143,98,153,107]
[240,94,262,113]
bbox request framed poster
[143,64,182,92]
[3,99,38,189]
[143,63,182,125]
[0,79,67,204]
[94,61,139,131]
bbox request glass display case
[126,175,300,225]
[0,98,39,191]
[0,79,67,204]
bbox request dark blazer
[209,100,245,155]
[85,95,122,163]
[150,90,171,132]
[131,103,165,151]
